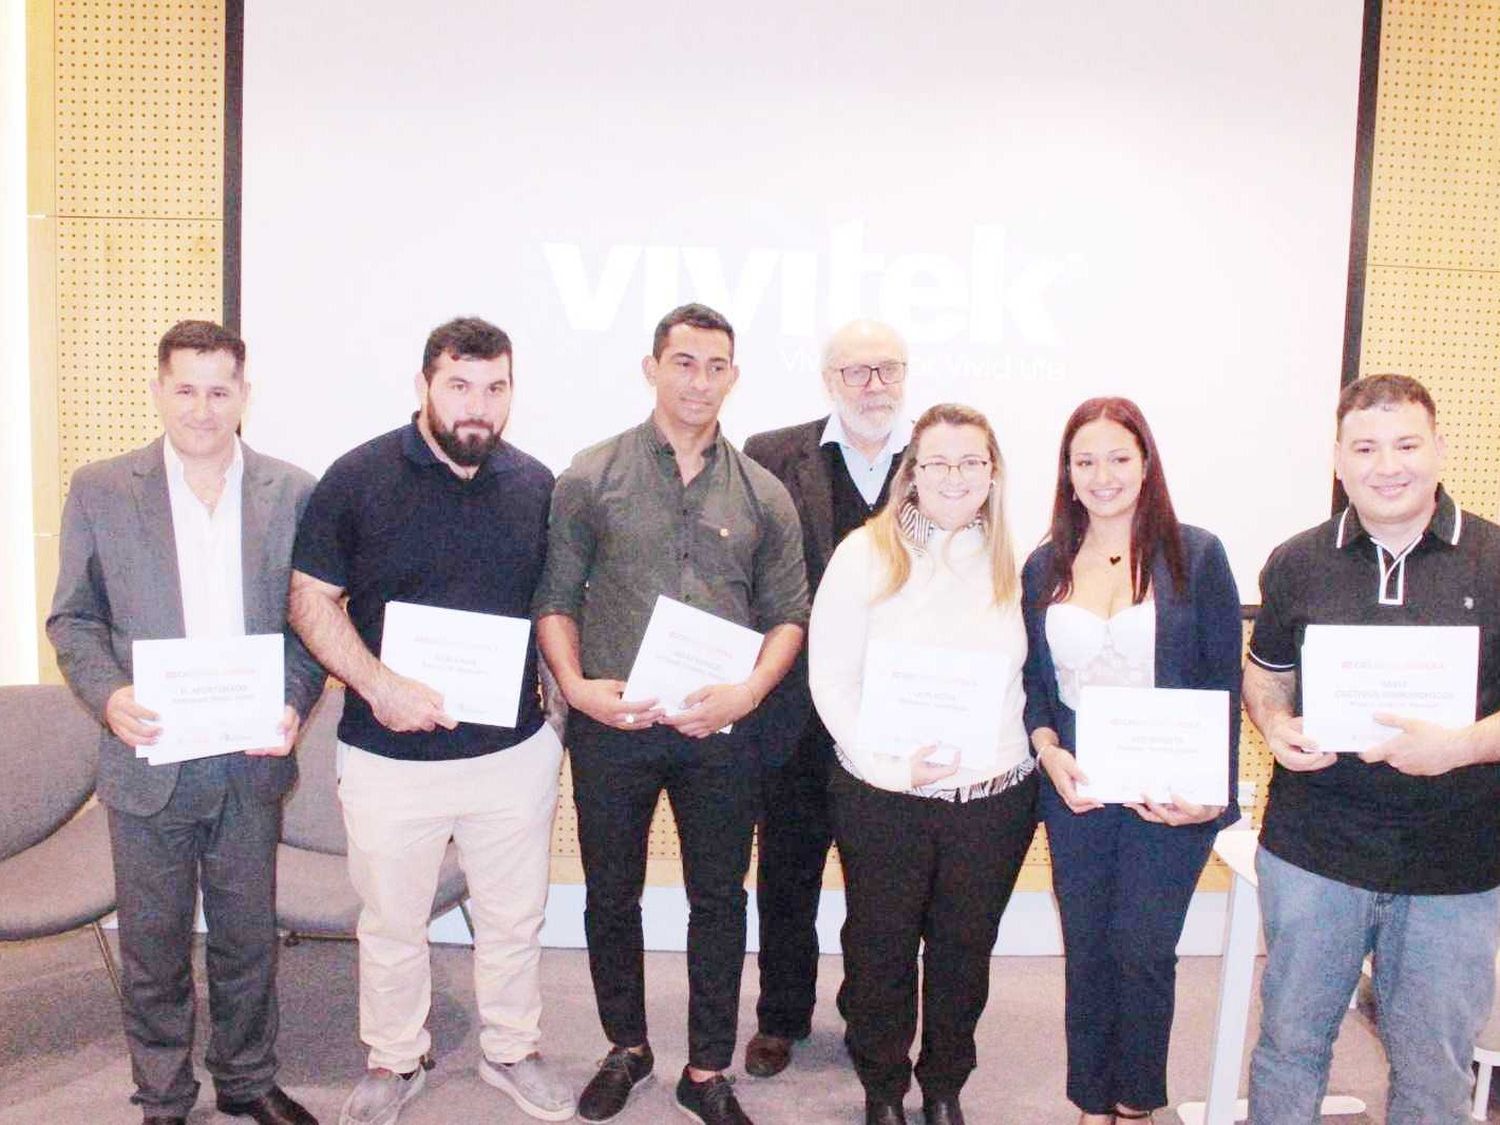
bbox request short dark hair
[421,317,513,382]
[652,303,734,360]
[1336,373,1437,432]
[157,320,245,379]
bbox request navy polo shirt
[293,421,554,761]
[1249,487,1500,894]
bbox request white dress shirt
[820,413,912,506]
[163,436,246,639]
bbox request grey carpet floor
[0,929,1490,1124]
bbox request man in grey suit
[47,320,324,1125]
[740,319,911,1078]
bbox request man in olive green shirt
[535,303,808,1125]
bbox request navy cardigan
[1021,524,1243,827]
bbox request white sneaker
[338,1064,428,1125]
[480,1052,577,1121]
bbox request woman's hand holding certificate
[1074,685,1230,807]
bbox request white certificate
[623,595,764,719]
[132,634,285,765]
[856,641,1007,783]
[379,601,532,728]
[1075,686,1229,805]
[1301,624,1479,752]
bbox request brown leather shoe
[743,1032,792,1078]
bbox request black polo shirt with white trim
[293,421,554,762]
[1249,486,1500,895]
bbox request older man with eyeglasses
[740,320,913,1079]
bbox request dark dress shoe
[577,1044,654,1122]
[866,1099,908,1124]
[215,1085,319,1125]
[743,1032,793,1078]
[143,1117,186,1125]
[922,1094,964,1125]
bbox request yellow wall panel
[1361,265,1500,516]
[54,0,223,219]
[54,217,222,483]
[1367,1,1500,274]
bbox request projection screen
[241,0,1367,597]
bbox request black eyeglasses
[837,361,907,388]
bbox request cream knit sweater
[808,522,1030,793]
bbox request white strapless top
[1045,601,1156,711]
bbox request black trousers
[106,756,283,1117]
[569,713,758,1071]
[831,766,1037,1104]
[753,723,835,1039]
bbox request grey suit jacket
[47,437,325,817]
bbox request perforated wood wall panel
[54,1,223,219]
[55,218,222,482]
[48,1,225,487]
[1361,0,1500,518]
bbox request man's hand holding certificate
[1075,686,1229,806]
[1300,625,1480,773]
[379,601,532,729]
[132,634,288,765]
[624,596,764,736]
[1301,625,1479,754]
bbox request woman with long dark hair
[811,403,1037,1125]
[1021,397,1241,1124]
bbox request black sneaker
[675,1068,752,1125]
[577,1044,654,1123]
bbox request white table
[1176,828,1366,1125]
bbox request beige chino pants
[338,724,563,1073]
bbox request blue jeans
[1249,847,1500,1125]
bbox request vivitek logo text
[544,222,1071,345]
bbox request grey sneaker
[479,1052,577,1121]
[338,1062,429,1125]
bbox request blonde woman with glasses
[809,403,1038,1125]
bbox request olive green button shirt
[533,417,810,682]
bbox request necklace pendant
[1108,555,1122,565]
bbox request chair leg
[91,921,122,1000]
[1474,1056,1495,1121]
[458,900,475,942]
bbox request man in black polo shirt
[535,303,809,1125]
[738,319,911,1079]
[288,319,573,1125]
[1243,374,1500,1124]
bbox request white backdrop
[242,0,1365,598]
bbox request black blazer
[743,417,859,766]
[1020,524,1244,826]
